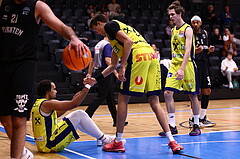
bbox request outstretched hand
[83,77,97,87]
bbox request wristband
[85,84,91,89]
[95,72,104,82]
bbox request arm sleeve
[103,44,112,58]
[104,21,121,39]
[221,60,226,71]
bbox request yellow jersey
[107,20,154,58]
[31,98,78,152]
[171,23,195,64]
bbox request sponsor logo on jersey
[135,76,143,85]
[136,52,158,62]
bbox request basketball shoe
[189,124,201,136]
[189,117,204,129]
[97,135,115,146]
[102,139,126,152]
[158,124,178,137]
[21,147,33,159]
[200,115,216,127]
[168,141,184,154]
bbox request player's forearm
[120,40,133,67]
[102,64,117,77]
[61,25,78,40]
[71,88,89,107]
[180,51,190,70]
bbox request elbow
[126,39,133,46]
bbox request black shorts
[0,60,37,118]
[196,61,211,89]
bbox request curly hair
[37,79,52,98]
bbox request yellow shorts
[37,117,79,152]
[120,50,161,97]
[165,61,199,94]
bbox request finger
[76,45,80,58]
[68,45,71,52]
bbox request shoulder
[105,21,120,29]
[35,0,51,14]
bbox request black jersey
[0,0,40,62]
[194,29,209,62]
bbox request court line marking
[93,107,240,117]
[161,140,240,146]
[1,126,239,158]
[0,126,96,159]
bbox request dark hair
[89,14,109,29]
[37,79,52,97]
[167,0,185,18]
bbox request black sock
[201,94,209,109]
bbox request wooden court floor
[1,99,240,158]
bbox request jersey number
[11,14,18,23]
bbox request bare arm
[105,56,118,78]
[114,30,133,81]
[41,88,89,114]
[102,52,119,77]
[35,1,87,57]
[87,58,94,77]
[205,30,215,53]
[41,79,96,114]
[175,27,193,80]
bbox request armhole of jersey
[204,30,208,38]
[184,26,190,38]
[39,100,53,117]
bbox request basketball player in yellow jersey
[159,1,201,137]
[88,14,183,153]
[31,79,115,153]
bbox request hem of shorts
[164,87,199,95]
[120,90,144,97]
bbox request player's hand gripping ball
[62,46,91,71]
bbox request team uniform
[104,20,161,97]
[31,98,79,152]
[0,0,40,118]
[165,23,199,95]
[194,29,211,89]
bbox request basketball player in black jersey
[0,0,87,158]
[190,15,216,128]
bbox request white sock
[165,131,175,142]
[168,113,176,127]
[193,115,200,125]
[99,134,106,141]
[116,132,123,142]
[22,147,27,156]
[200,109,207,119]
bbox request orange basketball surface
[62,46,91,71]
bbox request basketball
[62,46,91,71]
